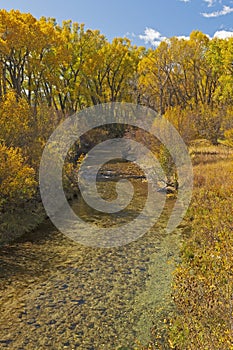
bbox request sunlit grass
[189,139,233,166]
[168,143,233,350]
[138,141,233,350]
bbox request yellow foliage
[224,128,233,147]
[0,91,31,147]
[164,106,197,143]
[0,144,37,208]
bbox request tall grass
[169,143,233,349]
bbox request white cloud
[138,28,191,46]
[213,30,233,38]
[201,5,233,17]
[124,32,136,38]
[204,0,216,7]
[179,0,190,2]
[176,35,190,40]
[137,27,233,48]
[139,28,167,47]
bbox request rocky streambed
[0,162,185,350]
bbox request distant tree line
[0,9,233,240]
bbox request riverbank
[1,142,232,349]
[168,142,233,350]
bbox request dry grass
[140,141,233,350]
[189,139,233,166]
[169,142,233,350]
[190,139,233,189]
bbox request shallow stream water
[0,161,185,349]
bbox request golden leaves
[0,91,31,148]
[0,144,37,207]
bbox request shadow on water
[0,162,186,350]
[0,221,62,281]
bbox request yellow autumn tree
[82,37,142,105]
[0,90,31,148]
[0,144,37,210]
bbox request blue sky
[1,0,233,46]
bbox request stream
[0,160,185,350]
